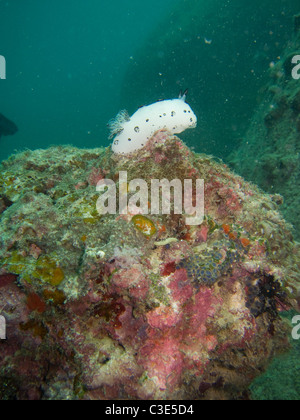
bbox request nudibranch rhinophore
[109,90,197,154]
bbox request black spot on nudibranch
[190,118,193,122]
[171,111,176,117]
[134,126,140,132]
[114,140,119,145]
[128,138,132,141]
[146,119,149,122]
[184,110,187,113]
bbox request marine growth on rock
[0,131,299,400]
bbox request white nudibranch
[109,90,197,154]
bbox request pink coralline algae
[87,167,108,186]
[0,135,299,400]
[0,273,18,288]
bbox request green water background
[1,0,299,162]
[0,0,173,161]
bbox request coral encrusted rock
[0,131,299,400]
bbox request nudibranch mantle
[109,91,197,154]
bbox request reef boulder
[0,132,299,399]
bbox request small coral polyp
[131,214,157,237]
[0,133,299,400]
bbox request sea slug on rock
[109,90,197,154]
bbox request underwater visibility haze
[0,0,174,161]
[0,0,300,401]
